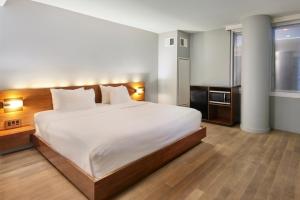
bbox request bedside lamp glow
[3,98,23,113]
[135,87,144,95]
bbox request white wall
[271,97,300,133]
[158,30,191,105]
[158,31,178,105]
[0,0,158,102]
[190,29,231,86]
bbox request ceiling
[32,0,300,33]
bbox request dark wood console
[190,86,240,126]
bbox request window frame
[230,29,242,87]
[271,22,300,98]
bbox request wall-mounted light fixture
[3,98,23,113]
[135,87,144,95]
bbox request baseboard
[240,124,270,133]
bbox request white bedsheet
[34,101,202,179]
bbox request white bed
[34,101,201,180]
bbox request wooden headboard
[0,82,144,130]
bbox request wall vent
[180,38,188,48]
[165,37,176,47]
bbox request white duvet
[34,101,201,180]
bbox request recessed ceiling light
[285,35,291,38]
[283,28,289,31]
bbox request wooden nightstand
[0,126,35,155]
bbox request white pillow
[82,89,97,108]
[110,86,132,104]
[51,88,84,110]
[100,85,112,104]
[50,88,96,111]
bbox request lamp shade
[136,87,144,95]
[4,98,23,113]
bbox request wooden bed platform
[0,82,206,200]
[33,127,206,200]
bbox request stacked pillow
[100,85,131,104]
[50,85,132,111]
[100,85,111,104]
[50,88,96,111]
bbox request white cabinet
[158,31,190,106]
[178,59,190,106]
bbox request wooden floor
[1,123,300,200]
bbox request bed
[0,83,206,200]
[34,101,202,179]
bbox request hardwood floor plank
[184,189,204,200]
[251,136,287,200]
[1,123,300,200]
[239,134,287,200]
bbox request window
[232,32,242,86]
[274,24,300,92]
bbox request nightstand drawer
[0,126,35,155]
[0,134,32,153]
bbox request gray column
[241,15,272,133]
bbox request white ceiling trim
[225,24,242,31]
[225,14,300,31]
[273,14,300,23]
[0,0,7,6]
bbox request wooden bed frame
[33,127,206,200]
[0,82,207,199]
[0,82,144,131]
